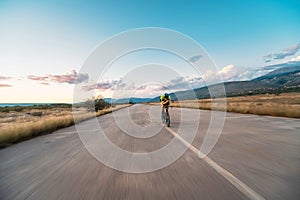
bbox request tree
[84,95,110,112]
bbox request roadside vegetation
[0,97,129,148]
[0,103,72,113]
[151,92,300,118]
[178,92,300,118]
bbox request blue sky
[0,0,300,102]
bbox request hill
[152,65,300,101]
[104,97,153,104]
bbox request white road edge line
[165,127,265,200]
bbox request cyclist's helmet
[164,93,169,97]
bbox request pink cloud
[39,82,50,85]
[28,70,89,84]
[0,84,12,87]
[82,80,126,92]
[28,75,48,81]
[0,75,12,80]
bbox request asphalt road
[0,105,299,200]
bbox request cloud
[264,43,300,62]
[0,84,12,87]
[217,64,264,81]
[0,76,13,88]
[135,84,147,90]
[82,80,126,92]
[214,58,298,82]
[202,64,270,83]
[0,75,12,80]
[49,70,89,84]
[160,65,263,91]
[263,54,273,63]
[129,84,164,97]
[28,75,48,81]
[39,82,50,85]
[81,76,204,98]
[188,55,202,63]
[290,55,300,62]
[252,58,300,79]
[261,60,300,70]
[203,65,242,82]
[81,60,295,98]
[28,70,89,84]
[160,75,204,90]
[274,43,300,59]
[83,61,299,97]
[219,64,239,80]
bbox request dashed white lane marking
[165,127,265,200]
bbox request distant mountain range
[104,97,154,104]
[105,65,300,103]
[160,65,300,101]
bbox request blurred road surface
[0,105,299,200]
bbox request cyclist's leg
[165,106,170,126]
[165,105,169,116]
[161,105,165,123]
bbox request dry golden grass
[0,105,130,148]
[150,93,300,118]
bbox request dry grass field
[1,93,299,147]
[151,93,300,118]
[0,105,130,148]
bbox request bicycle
[161,106,170,127]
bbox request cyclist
[160,93,171,126]
[160,93,171,119]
